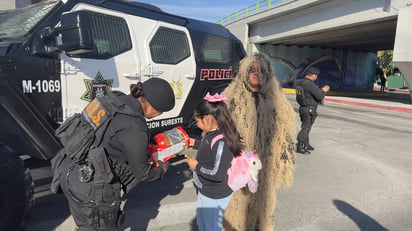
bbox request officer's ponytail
[130,82,144,98]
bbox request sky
[133,0,261,23]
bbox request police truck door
[136,21,197,129]
[60,7,139,119]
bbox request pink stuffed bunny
[227,151,262,193]
[244,151,262,193]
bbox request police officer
[295,67,330,154]
[52,78,175,231]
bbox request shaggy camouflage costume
[223,53,296,231]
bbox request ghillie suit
[223,53,296,231]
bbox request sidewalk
[284,88,412,114]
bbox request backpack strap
[210,134,224,149]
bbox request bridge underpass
[222,0,412,95]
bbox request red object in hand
[148,126,189,167]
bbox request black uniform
[376,67,386,92]
[52,93,166,231]
[295,78,325,153]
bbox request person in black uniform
[295,67,330,154]
[52,78,175,231]
[376,67,386,92]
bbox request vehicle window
[150,27,190,64]
[0,1,57,39]
[202,36,234,63]
[74,12,132,59]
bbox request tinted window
[150,27,190,64]
[74,12,132,59]
[202,36,234,63]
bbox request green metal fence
[216,0,290,25]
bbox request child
[186,92,244,231]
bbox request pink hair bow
[203,92,227,102]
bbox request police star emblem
[81,72,113,102]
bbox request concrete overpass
[221,0,412,94]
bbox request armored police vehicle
[0,0,245,229]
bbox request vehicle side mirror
[57,11,94,54]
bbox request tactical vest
[52,93,138,229]
[55,93,137,162]
[295,79,307,107]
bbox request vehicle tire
[0,144,34,231]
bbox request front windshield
[0,0,58,39]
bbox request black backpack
[51,92,137,194]
[55,92,136,162]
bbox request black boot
[297,143,310,154]
[305,144,314,151]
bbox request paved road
[27,153,198,231]
[26,94,412,231]
[275,94,412,231]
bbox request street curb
[283,88,390,97]
[324,98,412,114]
[283,88,412,114]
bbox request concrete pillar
[393,6,412,97]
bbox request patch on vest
[82,97,111,129]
